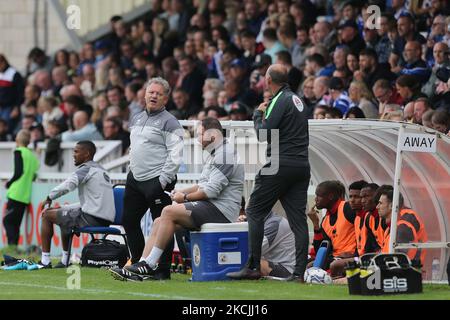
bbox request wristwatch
[183,193,188,202]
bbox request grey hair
[147,77,171,96]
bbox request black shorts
[268,261,292,278]
[56,205,111,234]
[183,201,229,230]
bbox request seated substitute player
[110,117,245,281]
[237,207,296,279]
[307,181,357,278]
[377,188,427,266]
[328,180,368,277]
[39,141,115,268]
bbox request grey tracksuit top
[198,141,245,223]
[48,161,115,222]
[129,108,184,187]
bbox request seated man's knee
[161,205,177,220]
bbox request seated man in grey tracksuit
[39,140,115,268]
[110,117,245,281]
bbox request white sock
[144,247,164,269]
[61,251,69,265]
[139,257,146,262]
[41,252,51,265]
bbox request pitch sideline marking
[0,281,195,300]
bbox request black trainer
[153,267,171,280]
[226,267,262,280]
[109,267,144,282]
[37,261,52,269]
[124,261,157,279]
[53,261,71,269]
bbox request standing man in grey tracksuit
[40,140,114,268]
[122,77,184,280]
[110,117,245,281]
[227,64,311,282]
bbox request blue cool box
[190,222,248,281]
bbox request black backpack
[81,238,129,268]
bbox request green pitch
[0,267,448,300]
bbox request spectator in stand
[125,82,143,121]
[345,106,366,119]
[423,42,450,98]
[176,55,205,107]
[337,20,366,56]
[80,64,96,103]
[312,21,338,52]
[240,30,259,68]
[304,54,327,78]
[171,88,200,120]
[26,47,53,77]
[413,97,432,125]
[314,76,331,107]
[398,40,431,84]
[425,15,447,66]
[0,118,12,141]
[298,76,317,119]
[355,48,396,90]
[277,23,302,69]
[403,101,415,122]
[161,57,179,89]
[421,109,435,128]
[275,50,304,93]
[332,46,350,76]
[363,19,380,50]
[390,13,426,72]
[0,54,25,132]
[61,110,103,142]
[51,66,70,99]
[44,119,61,140]
[348,80,379,119]
[329,77,352,115]
[245,1,265,37]
[107,86,127,112]
[33,70,53,98]
[203,90,219,109]
[77,42,96,75]
[346,51,359,75]
[263,28,288,63]
[395,74,426,106]
[38,96,64,129]
[390,0,410,20]
[325,107,344,119]
[432,110,450,134]
[313,105,327,120]
[295,25,312,69]
[229,102,249,121]
[103,116,130,154]
[373,79,404,116]
[250,53,272,96]
[375,13,397,64]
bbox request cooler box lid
[194,222,248,233]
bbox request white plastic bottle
[431,258,440,283]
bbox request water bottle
[431,258,440,283]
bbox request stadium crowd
[1,0,450,154]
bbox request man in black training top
[227,64,311,282]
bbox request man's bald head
[73,110,89,130]
[267,64,288,86]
